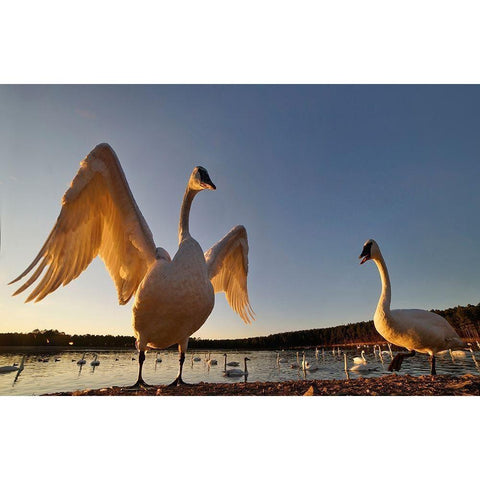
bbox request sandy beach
[46,373,480,396]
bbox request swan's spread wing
[204,225,255,324]
[10,143,157,305]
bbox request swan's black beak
[359,243,372,265]
[198,167,216,190]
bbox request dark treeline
[2,303,480,349]
[0,329,135,348]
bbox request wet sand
[47,373,480,396]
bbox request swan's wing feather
[10,143,157,305]
[204,225,255,324]
[391,309,465,347]
[392,309,459,334]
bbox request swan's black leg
[167,352,192,387]
[430,355,437,376]
[388,350,415,372]
[125,351,150,389]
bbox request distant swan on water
[353,350,367,365]
[9,143,255,389]
[301,352,310,370]
[76,353,86,365]
[223,354,240,368]
[223,357,250,377]
[276,352,288,365]
[155,353,162,363]
[449,349,466,360]
[349,354,377,372]
[290,351,300,369]
[469,348,479,369]
[0,356,25,374]
[359,239,465,375]
[206,353,217,366]
[90,354,100,366]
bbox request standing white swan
[359,239,465,375]
[9,143,255,388]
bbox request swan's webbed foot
[123,379,152,390]
[388,350,415,372]
[166,376,192,388]
[388,354,403,372]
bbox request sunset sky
[2,84,480,339]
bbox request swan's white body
[10,144,254,386]
[360,239,464,373]
[353,350,366,365]
[349,361,376,372]
[349,351,376,372]
[449,349,466,359]
[0,356,25,374]
[90,354,100,366]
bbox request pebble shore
[46,373,480,396]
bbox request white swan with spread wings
[10,143,255,388]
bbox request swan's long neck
[178,187,198,244]
[373,254,391,316]
[244,359,248,374]
[224,355,227,371]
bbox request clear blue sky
[1,85,480,339]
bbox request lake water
[1,347,479,395]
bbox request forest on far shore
[1,303,479,350]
